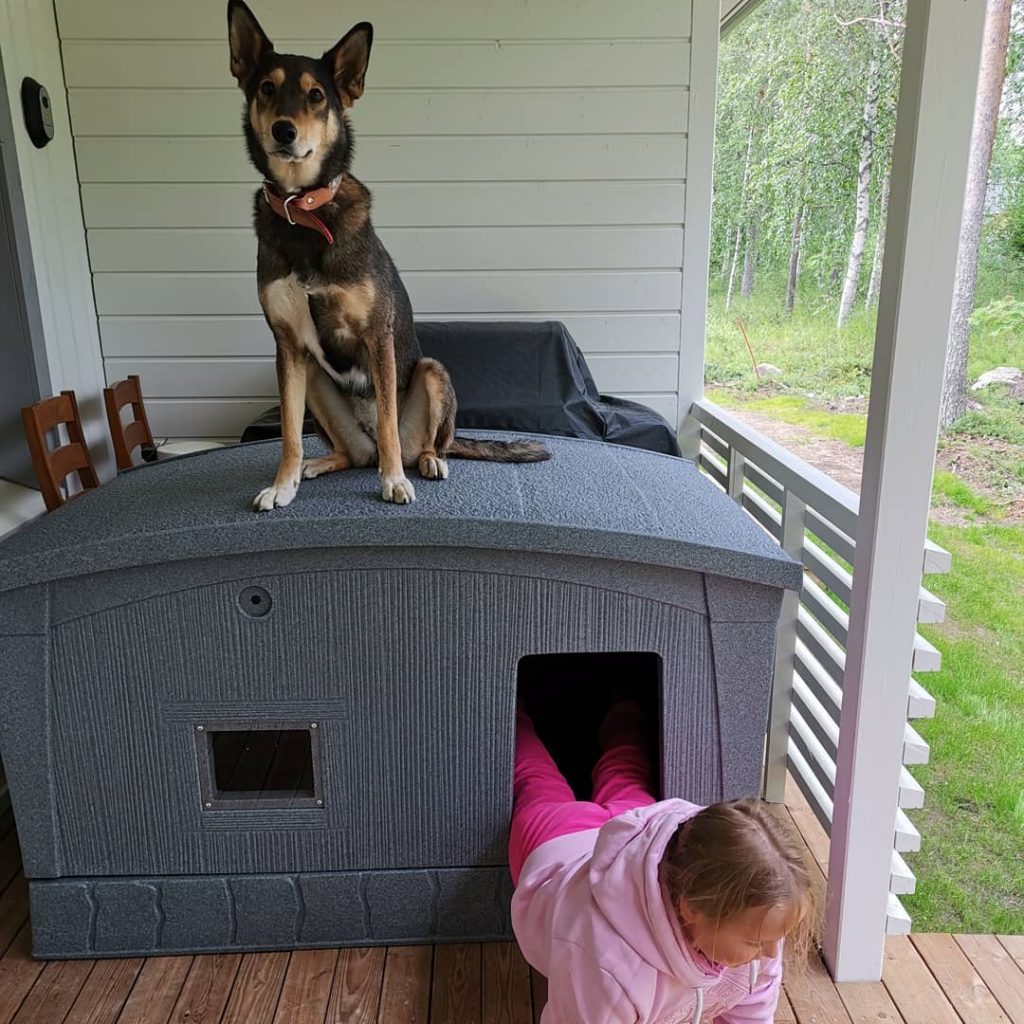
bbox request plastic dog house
[0,433,801,958]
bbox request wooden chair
[103,374,159,472]
[21,391,100,512]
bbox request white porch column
[677,1,719,458]
[825,0,987,982]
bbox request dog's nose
[271,120,298,146]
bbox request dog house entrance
[517,652,662,800]
[197,724,322,811]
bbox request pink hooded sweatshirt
[511,799,783,1024]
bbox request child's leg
[509,709,610,883]
[591,700,657,814]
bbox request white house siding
[56,0,698,439]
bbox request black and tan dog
[227,2,548,509]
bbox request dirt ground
[721,402,1023,526]
[721,404,865,494]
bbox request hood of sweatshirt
[586,800,729,985]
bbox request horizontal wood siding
[99,314,684,356]
[87,228,685,272]
[56,0,692,438]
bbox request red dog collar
[262,175,343,244]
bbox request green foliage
[705,276,875,395]
[969,297,1024,337]
[951,399,1024,448]
[712,0,903,304]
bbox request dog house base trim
[30,867,514,959]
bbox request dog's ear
[323,23,373,108]
[228,1,273,88]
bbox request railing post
[726,448,745,503]
[824,0,986,982]
[764,489,804,802]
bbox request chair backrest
[103,374,157,472]
[21,391,100,511]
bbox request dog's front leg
[253,342,307,510]
[254,277,314,511]
[369,333,415,504]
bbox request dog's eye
[260,80,275,97]
[308,87,325,104]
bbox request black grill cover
[240,320,681,458]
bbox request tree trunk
[741,216,759,298]
[719,224,731,279]
[786,204,805,315]
[725,123,755,312]
[940,0,1012,428]
[725,223,743,312]
[837,56,882,328]
[866,165,891,307]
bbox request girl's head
[661,799,819,969]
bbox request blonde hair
[662,799,820,966]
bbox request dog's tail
[447,437,551,463]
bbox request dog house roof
[0,434,802,593]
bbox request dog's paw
[381,474,416,504]
[418,454,449,481]
[253,481,298,511]
[302,454,348,479]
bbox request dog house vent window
[196,723,323,811]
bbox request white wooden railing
[689,397,949,935]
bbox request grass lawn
[908,521,1024,932]
[704,273,1024,934]
[710,390,868,448]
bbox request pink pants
[508,706,657,884]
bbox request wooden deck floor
[0,787,1021,1024]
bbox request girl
[510,700,817,1024]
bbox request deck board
[168,953,241,1024]
[883,935,962,1024]
[834,978,906,1024]
[113,957,192,1024]
[0,925,48,1024]
[958,935,1024,1024]
[1000,935,1024,973]
[325,948,385,1024]
[220,953,289,1024]
[10,958,95,1024]
[378,946,433,1024]
[432,943,481,1024]
[272,949,338,1024]
[481,942,532,1024]
[911,933,1012,1023]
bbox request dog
[227,1,549,510]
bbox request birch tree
[836,54,881,327]
[865,165,890,307]
[786,204,805,314]
[940,0,1013,428]
[741,216,759,298]
[725,123,755,312]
